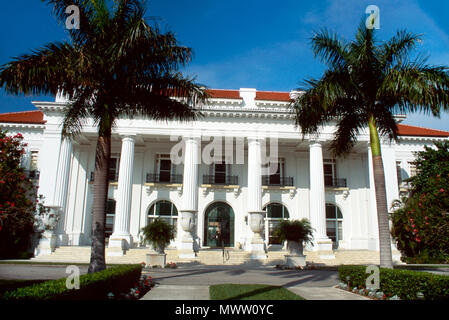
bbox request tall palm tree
[0,0,207,273]
[291,22,449,268]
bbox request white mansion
[1,88,448,263]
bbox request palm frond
[0,41,79,96]
[311,27,348,68]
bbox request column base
[178,240,197,259]
[108,235,132,256]
[248,239,267,260]
[311,238,333,252]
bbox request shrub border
[338,265,449,300]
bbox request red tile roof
[255,91,291,102]
[397,124,449,137]
[205,89,292,102]
[206,89,241,99]
[0,110,46,124]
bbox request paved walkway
[140,265,370,300]
[0,263,369,300]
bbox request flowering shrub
[0,129,40,258]
[391,141,449,263]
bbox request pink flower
[440,188,445,193]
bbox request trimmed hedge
[339,265,449,300]
[2,264,142,300]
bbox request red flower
[416,237,421,243]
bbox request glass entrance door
[204,202,234,247]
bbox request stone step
[31,246,385,265]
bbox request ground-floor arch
[203,201,235,247]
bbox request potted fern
[141,218,175,267]
[273,218,314,267]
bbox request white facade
[2,88,448,258]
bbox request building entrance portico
[204,202,235,248]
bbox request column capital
[119,133,136,141]
[247,136,266,144]
[309,140,323,148]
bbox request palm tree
[291,22,449,268]
[0,0,207,273]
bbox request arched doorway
[204,202,235,247]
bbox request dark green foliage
[339,265,449,300]
[291,22,449,157]
[391,141,449,263]
[0,129,38,259]
[141,218,175,253]
[2,264,142,300]
[273,218,314,246]
[0,0,207,272]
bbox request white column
[109,135,135,253]
[309,141,333,251]
[179,136,200,258]
[246,137,267,259]
[53,138,73,246]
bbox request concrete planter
[146,253,166,267]
[284,240,306,267]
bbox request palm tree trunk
[369,116,393,269]
[88,130,111,273]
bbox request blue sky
[0,0,449,130]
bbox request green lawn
[209,284,305,300]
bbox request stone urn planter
[141,218,175,267]
[248,211,267,259]
[34,205,60,256]
[273,218,314,268]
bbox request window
[214,161,227,184]
[323,159,336,187]
[156,154,174,182]
[147,201,178,234]
[207,158,233,184]
[326,203,343,249]
[109,155,120,182]
[105,199,116,238]
[30,151,38,170]
[263,203,290,245]
[409,162,418,178]
[396,161,403,185]
[262,158,285,185]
